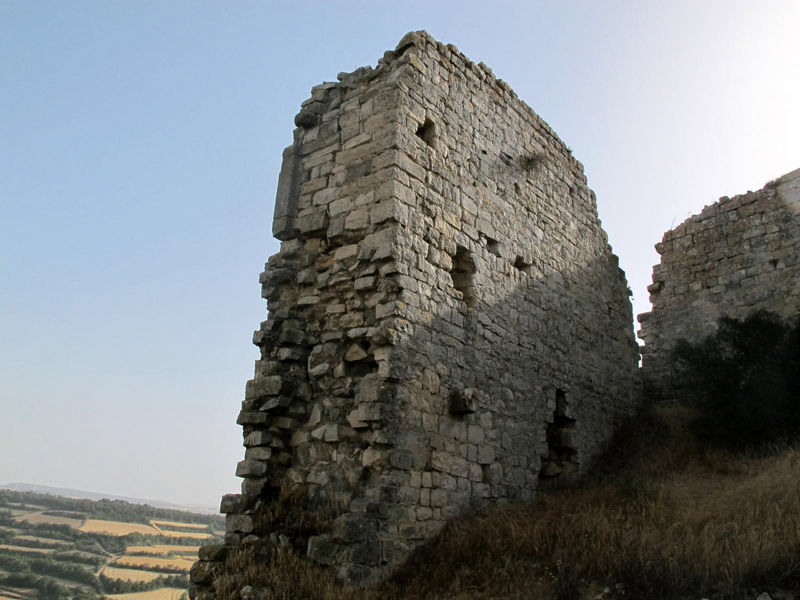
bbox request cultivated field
[113,555,194,572]
[127,545,200,557]
[156,530,210,540]
[80,519,160,536]
[149,521,208,530]
[101,567,162,583]
[107,587,187,600]
[0,489,223,600]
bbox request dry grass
[80,519,159,536]
[157,530,211,540]
[214,545,349,600]
[106,587,188,600]
[151,545,200,555]
[113,555,194,572]
[101,567,162,583]
[210,404,800,600]
[150,521,209,530]
[127,544,200,556]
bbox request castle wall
[191,31,640,595]
[638,167,800,398]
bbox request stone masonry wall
[191,31,640,596]
[638,167,800,398]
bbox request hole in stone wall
[539,389,578,481]
[483,235,501,257]
[416,119,436,148]
[343,343,378,378]
[514,256,531,276]
[448,389,475,415]
[450,245,476,306]
[346,357,378,379]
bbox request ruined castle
[639,168,800,398]
[190,30,798,597]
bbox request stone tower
[191,31,640,594]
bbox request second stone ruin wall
[192,31,641,594]
[638,167,800,398]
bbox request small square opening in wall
[416,119,436,148]
[514,256,532,276]
[481,234,501,257]
[450,245,476,306]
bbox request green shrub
[671,310,800,449]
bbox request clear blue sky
[2,1,798,509]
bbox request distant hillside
[0,483,216,515]
[0,487,223,600]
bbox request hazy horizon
[2,1,798,508]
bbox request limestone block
[358,403,382,422]
[244,447,272,461]
[345,207,369,230]
[477,445,495,465]
[334,244,359,262]
[347,409,369,429]
[219,494,241,514]
[332,514,377,543]
[344,344,368,362]
[236,410,268,426]
[290,430,310,447]
[324,424,339,442]
[236,459,267,478]
[225,514,254,534]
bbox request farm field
[81,520,160,537]
[0,488,222,600]
[107,587,187,600]
[101,567,162,583]
[154,530,210,540]
[127,545,200,557]
[149,521,207,530]
[112,556,194,571]
[14,512,84,528]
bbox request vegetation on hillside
[0,491,219,600]
[0,490,224,529]
[671,310,800,449]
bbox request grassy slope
[215,403,800,600]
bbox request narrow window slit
[450,245,476,307]
[539,389,578,481]
[416,119,436,148]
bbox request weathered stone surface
[307,534,337,565]
[639,167,800,398]
[194,30,642,596]
[198,544,228,562]
[225,514,254,534]
[219,494,241,514]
